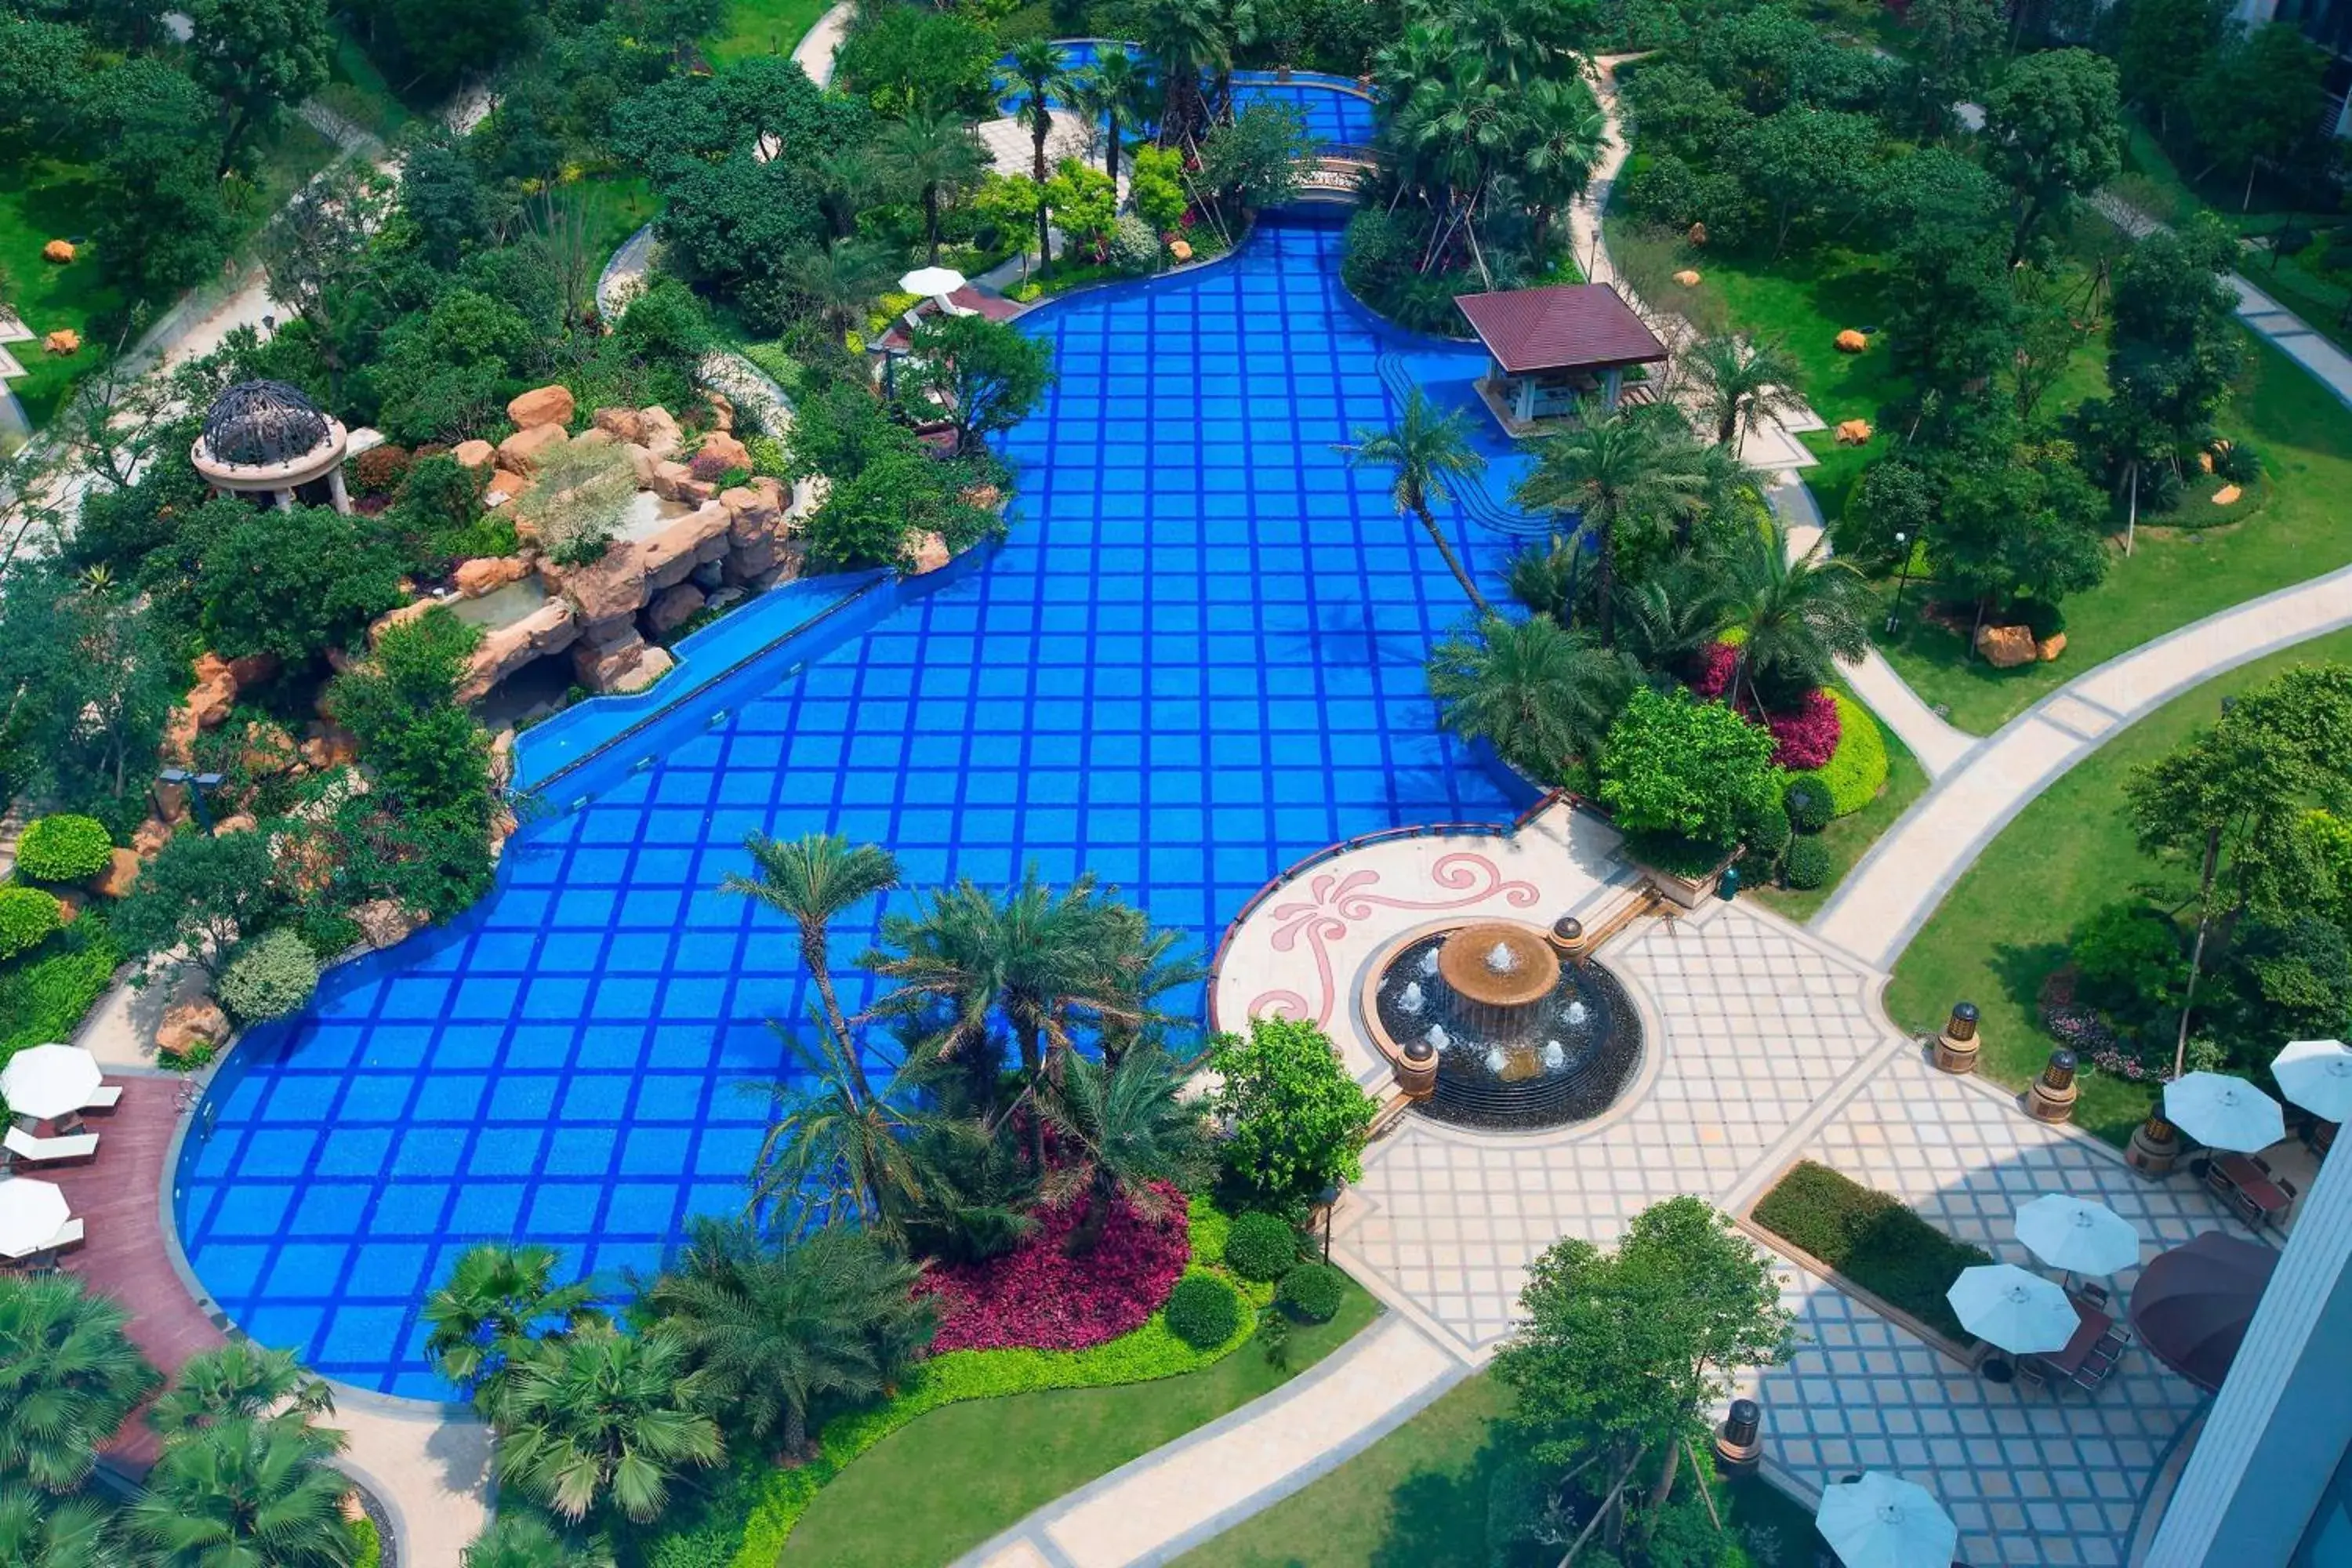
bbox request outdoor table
[2212,1152,2292,1225]
[2031,1301,2115,1381]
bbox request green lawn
[1885,622,2352,1146]
[782,1281,1382,1567]
[1173,1375,1822,1568]
[708,0,838,65]
[0,155,128,430]
[1867,328,2352,735]
[1751,706,1929,924]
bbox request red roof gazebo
[1454,284,1668,434]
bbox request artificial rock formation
[156,998,230,1055]
[1976,624,2038,668]
[506,384,576,430]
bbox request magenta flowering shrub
[1690,642,1737,699]
[1766,689,1841,769]
[918,1182,1191,1352]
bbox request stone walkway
[1812,562,2352,971]
[791,0,853,86]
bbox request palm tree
[0,1483,127,1568]
[1072,50,1147,184]
[150,1341,335,1439]
[877,111,988,265]
[421,1243,602,1417]
[1008,39,1067,266]
[1613,555,1728,677]
[1338,387,1493,613]
[1036,1045,1210,1252]
[1513,413,1712,646]
[1208,0,1259,123]
[745,1016,935,1238]
[1135,0,1228,148]
[0,1276,160,1493]
[493,1323,724,1524]
[1518,74,1606,269]
[1426,614,1636,778]
[462,1513,613,1568]
[814,146,884,241]
[1683,333,1809,451]
[723,832,900,1105]
[129,1414,355,1568]
[645,1220,933,1460]
[1505,532,1595,626]
[786,238,893,350]
[1712,519,1872,710]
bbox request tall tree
[1337,387,1494,613]
[1519,74,1607,269]
[1711,519,1872,709]
[904,314,1058,458]
[1512,413,1712,646]
[1008,39,1069,265]
[784,238,893,351]
[1425,613,1637,778]
[0,1277,159,1494]
[1036,1046,1211,1251]
[877,111,989,264]
[2116,0,2230,132]
[1683,333,1809,449]
[0,568,177,819]
[184,0,332,176]
[1982,49,2125,263]
[1904,0,2005,135]
[746,1018,936,1238]
[422,1244,603,1417]
[487,1324,723,1525]
[1071,49,1149,184]
[149,1343,335,1439]
[644,1221,932,1459]
[723,833,901,1105]
[1135,0,1229,148]
[130,1414,355,1568]
[2107,213,2245,456]
[2186,23,2328,209]
[0,1483,125,1568]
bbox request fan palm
[128,1414,354,1568]
[1683,333,1810,451]
[1505,532,1596,626]
[0,1483,129,1568]
[1426,614,1636,779]
[149,1341,335,1439]
[1208,0,1259,122]
[723,832,900,1105]
[1134,0,1228,147]
[1513,413,1712,646]
[1612,554,1728,678]
[1071,49,1148,184]
[1338,387,1493,613]
[785,238,893,350]
[0,1275,160,1493]
[878,111,988,265]
[421,1243,603,1417]
[462,1513,613,1568]
[1036,1045,1211,1252]
[1712,519,1872,708]
[1008,39,1067,263]
[645,1219,933,1459]
[492,1323,723,1525]
[1519,74,1606,267]
[744,1014,934,1238]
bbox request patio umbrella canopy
[2273,1039,2352,1122]
[1947,1263,2079,1353]
[898,266,967,299]
[1817,1472,1958,1568]
[2165,1071,2286,1153]
[0,1177,71,1257]
[0,1043,101,1121]
[2015,1195,2143,1276]
[2129,1231,2278,1392]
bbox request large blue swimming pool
[176,212,1541,1396]
[993,42,1379,146]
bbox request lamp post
[1885,531,1912,635]
[156,768,224,832]
[1316,1181,1341,1263]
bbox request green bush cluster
[216,929,322,1022]
[1222,1211,1301,1283]
[1782,836,1832,890]
[1276,1263,1345,1323]
[0,886,64,962]
[1783,778,1831,833]
[1788,691,1889,818]
[1751,1161,1991,1341]
[14,815,114,884]
[1163,1272,1243,1348]
[347,1512,383,1568]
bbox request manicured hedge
[1751,1161,1990,1342]
[1782,835,1831,890]
[1789,690,1889,818]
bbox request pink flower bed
[1690,641,1737,699]
[1766,688,1841,769]
[916,1183,1191,1352]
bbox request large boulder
[1976,623,2038,669]
[454,556,530,597]
[456,597,580,704]
[212,812,258,837]
[299,723,359,770]
[646,583,706,637]
[156,997,230,1055]
[593,407,645,443]
[621,442,659,487]
[637,405,684,459]
[239,721,298,778]
[506,384,577,430]
[132,818,173,857]
[571,631,650,690]
[452,438,496,470]
[906,531,952,575]
[226,652,278,689]
[643,501,731,590]
[2037,632,2067,662]
[720,485,784,547]
[350,898,426,951]
[696,431,752,474]
[703,390,735,432]
[90,848,142,898]
[498,423,568,474]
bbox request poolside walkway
[790,0,854,86]
[1811,561,2352,971]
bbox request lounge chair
[4,1217,86,1264]
[81,1084,122,1112]
[2,1126,99,1165]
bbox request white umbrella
[2165,1071,2286,1152]
[1947,1263,2080,1353]
[0,1178,71,1258]
[1817,1472,1958,1568]
[2015,1195,2142,1277]
[2273,1039,2352,1122]
[898,265,968,299]
[0,1043,101,1121]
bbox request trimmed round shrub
[14,815,114,884]
[1788,691,1889,818]
[0,885,64,960]
[1744,801,1792,858]
[1276,1262,1346,1323]
[1163,1272,1241,1348]
[1783,778,1831,834]
[1224,1211,1300,1283]
[1783,835,1832,891]
[217,929,321,1022]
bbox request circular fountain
[1361,919,1643,1130]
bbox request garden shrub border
[1790,690,1889,819]
[1744,1160,1991,1356]
[724,1196,1287,1567]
